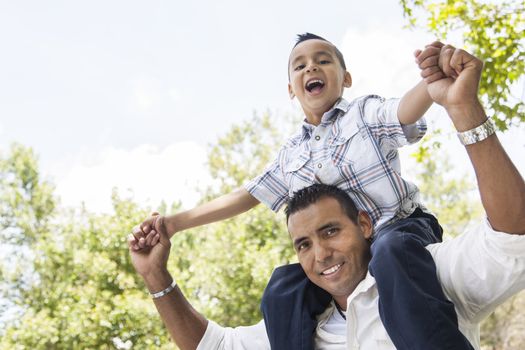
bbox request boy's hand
[130,212,166,251]
[414,41,446,84]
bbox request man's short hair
[294,32,347,70]
[285,184,359,223]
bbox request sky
[0,0,524,213]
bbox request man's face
[287,197,372,307]
[288,39,352,123]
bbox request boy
[132,34,473,349]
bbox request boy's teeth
[322,263,342,275]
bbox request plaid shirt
[244,95,427,229]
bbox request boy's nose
[306,65,318,73]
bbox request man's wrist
[445,101,487,132]
[142,269,173,293]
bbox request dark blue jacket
[260,263,332,350]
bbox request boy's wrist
[164,215,180,236]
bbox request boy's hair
[293,33,347,70]
[285,184,359,224]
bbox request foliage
[480,291,525,350]
[170,111,297,326]
[0,111,297,348]
[410,130,483,236]
[400,0,525,131]
[0,146,173,349]
[0,143,55,246]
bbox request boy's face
[288,39,352,123]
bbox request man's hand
[415,42,484,121]
[129,214,171,278]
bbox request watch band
[456,118,496,146]
[150,279,177,299]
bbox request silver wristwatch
[456,118,496,146]
[150,280,177,299]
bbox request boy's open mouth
[305,79,325,94]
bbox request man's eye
[326,228,338,236]
[294,64,305,71]
[297,242,310,251]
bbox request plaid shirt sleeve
[243,154,289,212]
[361,95,427,149]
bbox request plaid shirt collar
[300,98,351,140]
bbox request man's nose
[314,242,332,262]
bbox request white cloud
[54,142,211,213]
[339,26,436,99]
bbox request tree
[0,111,298,348]
[400,0,525,130]
[167,111,298,326]
[0,146,173,349]
[410,130,483,236]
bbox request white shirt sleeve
[197,319,270,350]
[427,218,525,324]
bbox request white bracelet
[150,280,177,299]
[456,118,496,146]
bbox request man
[129,43,525,349]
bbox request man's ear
[288,83,295,99]
[343,71,352,88]
[357,211,373,240]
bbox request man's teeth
[322,263,342,275]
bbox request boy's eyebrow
[290,50,334,66]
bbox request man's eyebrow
[293,236,307,249]
[316,221,339,233]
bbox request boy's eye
[319,60,330,64]
[294,64,306,71]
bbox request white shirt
[197,218,525,349]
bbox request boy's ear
[343,71,352,88]
[357,211,373,240]
[288,83,295,99]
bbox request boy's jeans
[261,209,475,350]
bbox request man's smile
[320,262,344,276]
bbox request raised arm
[397,79,434,125]
[132,188,260,250]
[166,187,260,236]
[417,43,525,234]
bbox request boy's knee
[370,231,424,265]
